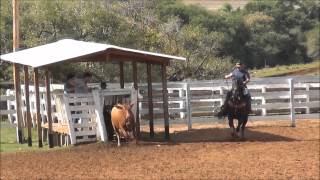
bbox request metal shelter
[0,39,186,148]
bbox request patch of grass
[0,121,68,153]
[251,60,320,78]
[182,0,248,11]
[1,121,46,152]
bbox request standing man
[64,73,76,94]
[74,72,92,93]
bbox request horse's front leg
[236,119,242,137]
[228,114,237,138]
[240,115,248,140]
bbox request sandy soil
[1,119,319,180]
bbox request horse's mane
[231,79,245,101]
[226,79,247,117]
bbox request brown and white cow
[111,103,135,146]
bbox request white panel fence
[136,76,320,129]
[0,87,136,145]
[0,76,319,142]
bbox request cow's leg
[114,129,121,147]
[113,125,121,147]
[116,133,121,147]
[122,128,129,138]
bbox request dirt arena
[1,119,319,180]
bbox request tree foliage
[0,0,318,83]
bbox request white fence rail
[1,76,319,133]
[137,76,320,128]
[1,86,136,145]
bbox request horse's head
[231,78,244,102]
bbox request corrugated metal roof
[0,39,186,67]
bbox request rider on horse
[220,62,252,116]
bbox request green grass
[251,60,320,78]
[0,121,68,153]
[182,0,249,11]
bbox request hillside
[251,60,320,78]
[182,0,249,11]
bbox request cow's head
[124,103,135,127]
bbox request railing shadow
[138,127,296,145]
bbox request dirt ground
[1,119,319,180]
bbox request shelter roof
[0,39,186,68]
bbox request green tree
[1,0,319,83]
[305,24,320,59]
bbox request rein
[225,79,230,91]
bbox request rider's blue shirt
[231,68,249,82]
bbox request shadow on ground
[139,127,296,145]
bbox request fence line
[1,76,319,131]
[1,87,135,145]
[136,76,320,129]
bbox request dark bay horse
[217,79,250,139]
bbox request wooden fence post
[185,82,192,130]
[305,83,310,114]
[24,66,32,146]
[33,68,43,147]
[92,90,108,143]
[132,61,140,139]
[130,89,139,140]
[261,86,267,116]
[45,69,53,148]
[219,86,224,107]
[147,63,154,138]
[119,62,124,89]
[161,64,169,140]
[63,95,76,145]
[289,78,296,127]
[179,89,185,119]
[13,63,24,144]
